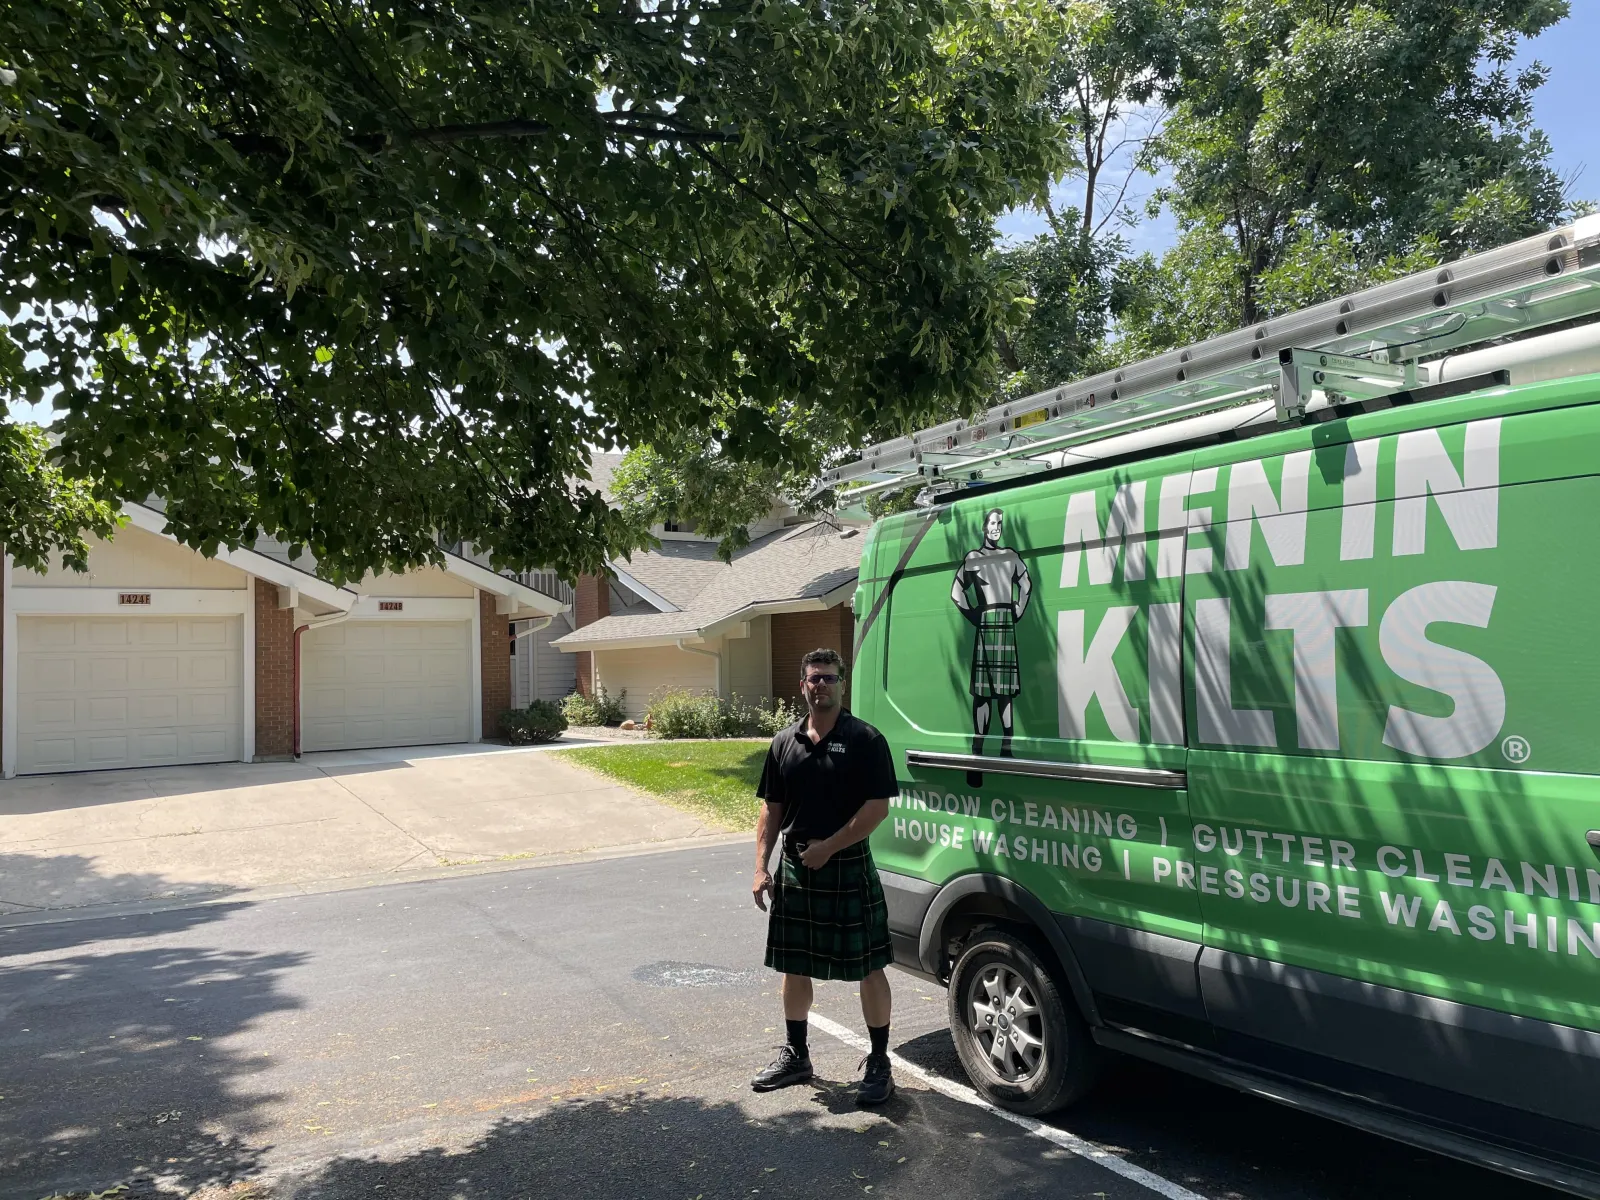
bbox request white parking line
[810,1013,1207,1200]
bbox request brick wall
[254,582,295,760]
[480,590,511,736]
[770,604,855,705]
[572,572,610,696]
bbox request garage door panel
[129,692,179,724]
[30,739,79,770]
[306,656,345,683]
[88,621,130,647]
[186,620,229,646]
[300,619,471,752]
[141,621,179,646]
[87,696,128,724]
[138,656,179,685]
[34,697,77,726]
[189,655,230,685]
[178,691,233,724]
[90,658,130,687]
[15,616,242,774]
[136,732,179,760]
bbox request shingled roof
[552,521,863,651]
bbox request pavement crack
[314,768,441,859]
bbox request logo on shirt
[828,742,847,753]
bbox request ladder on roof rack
[822,215,1600,515]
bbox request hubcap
[967,964,1045,1084]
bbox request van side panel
[1184,388,1600,1138]
[858,453,1206,1026]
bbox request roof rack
[822,215,1600,515]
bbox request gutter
[511,615,555,707]
[293,608,356,758]
[553,580,860,655]
[675,638,724,695]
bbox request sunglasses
[804,673,843,685]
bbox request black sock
[786,1019,809,1056]
[869,1023,889,1057]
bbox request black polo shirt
[756,709,898,843]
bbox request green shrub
[593,686,627,726]
[645,689,723,739]
[644,690,803,739]
[561,692,598,726]
[562,686,627,727]
[500,699,568,744]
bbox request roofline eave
[554,577,858,652]
[121,502,359,612]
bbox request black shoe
[856,1052,895,1106]
[752,1044,813,1092]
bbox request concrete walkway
[0,740,736,918]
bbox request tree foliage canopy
[1135,0,1574,340]
[1,0,1066,580]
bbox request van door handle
[1587,830,1600,853]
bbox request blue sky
[9,7,1597,425]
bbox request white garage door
[300,620,471,752]
[15,616,242,775]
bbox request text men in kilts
[750,647,898,1106]
[951,507,1033,759]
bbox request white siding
[725,615,771,701]
[511,619,576,706]
[593,645,718,720]
[12,525,246,591]
[358,566,476,598]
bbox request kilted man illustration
[951,507,1032,763]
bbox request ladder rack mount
[822,215,1600,516]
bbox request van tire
[947,929,1100,1115]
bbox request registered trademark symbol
[1501,735,1531,764]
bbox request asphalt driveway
[0,741,738,917]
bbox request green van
[856,368,1600,1195]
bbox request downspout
[513,615,555,704]
[675,637,724,698]
[293,608,356,758]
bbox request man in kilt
[951,507,1033,764]
[751,648,898,1105]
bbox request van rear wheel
[948,929,1100,1115]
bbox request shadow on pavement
[0,761,321,816]
[0,870,297,1200]
[883,1025,1562,1199]
[0,851,242,919]
[276,1088,1107,1200]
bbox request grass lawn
[557,739,768,831]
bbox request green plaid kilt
[765,840,893,981]
[970,606,1020,699]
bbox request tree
[1131,0,1575,344]
[0,423,121,572]
[611,442,789,561]
[992,210,1139,395]
[0,0,1066,581]
[618,0,1182,525]
[992,0,1178,396]
[1040,0,1177,239]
